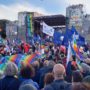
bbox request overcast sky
[0,0,89,21]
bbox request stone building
[66,4,84,33]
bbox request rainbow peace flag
[24,53,38,64]
[73,37,79,53]
[72,34,85,61]
[0,53,40,71]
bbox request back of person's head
[20,61,26,69]
[72,70,83,82]
[47,61,55,67]
[43,60,49,66]
[53,64,65,80]
[32,61,40,69]
[82,75,90,89]
[20,64,35,79]
[81,63,90,73]
[4,62,18,76]
[72,83,87,90]
[19,84,37,90]
[85,58,90,64]
[44,73,54,86]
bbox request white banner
[42,22,54,36]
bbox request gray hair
[81,63,90,73]
[47,61,55,67]
[4,62,18,76]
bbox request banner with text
[42,22,54,36]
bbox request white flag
[42,22,54,36]
[66,42,72,65]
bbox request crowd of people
[0,37,90,90]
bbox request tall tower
[66,4,84,32]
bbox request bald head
[53,64,65,79]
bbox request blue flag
[53,31,62,45]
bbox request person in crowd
[84,58,90,65]
[59,51,67,68]
[72,83,88,90]
[32,44,36,53]
[82,75,90,89]
[80,62,90,77]
[44,73,54,86]
[20,42,24,53]
[48,45,55,60]
[71,55,78,71]
[39,60,55,89]
[44,64,71,90]
[55,47,61,62]
[19,84,37,90]
[32,61,40,70]
[59,46,67,67]
[66,55,73,82]
[32,61,40,84]
[19,64,39,90]
[72,70,83,82]
[0,62,21,90]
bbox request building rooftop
[67,4,83,9]
[34,14,66,26]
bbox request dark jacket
[0,76,21,90]
[44,79,71,90]
[32,67,40,84]
[39,66,53,89]
[66,61,72,82]
[19,78,39,90]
